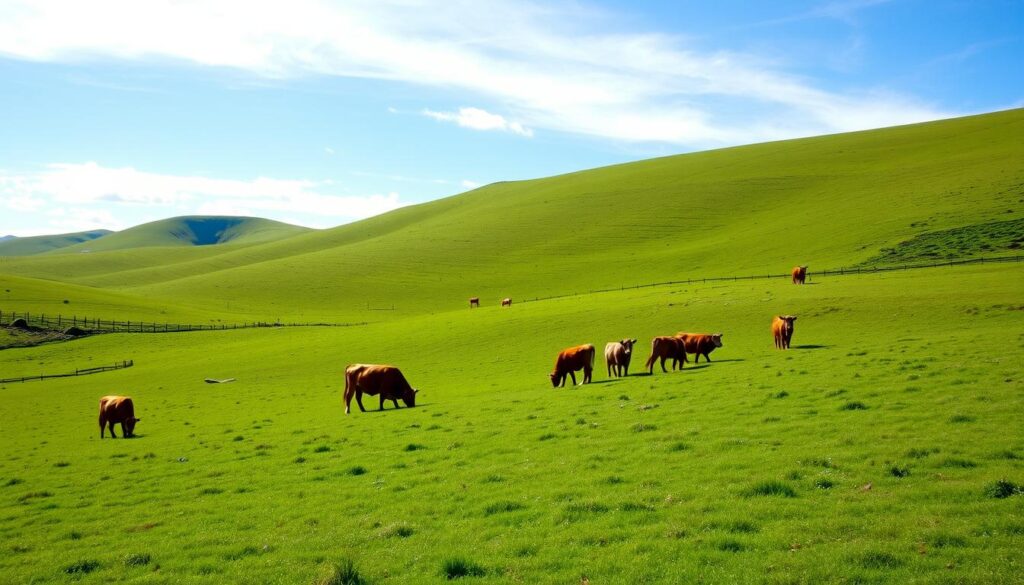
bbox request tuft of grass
[889,464,911,478]
[3,477,24,487]
[814,478,835,489]
[403,443,426,452]
[347,465,367,476]
[940,458,977,468]
[17,491,52,502]
[123,553,152,567]
[859,551,903,569]
[441,557,486,579]
[313,445,331,453]
[983,479,1022,499]
[315,558,366,585]
[949,414,976,423]
[53,461,70,468]
[717,539,745,552]
[631,423,656,432]
[928,534,968,548]
[63,559,101,575]
[381,523,414,538]
[742,481,797,498]
[840,401,868,411]
[483,501,527,516]
[668,442,691,452]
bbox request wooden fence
[520,254,1024,304]
[0,312,366,334]
[0,360,134,384]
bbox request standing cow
[99,395,140,439]
[469,297,480,308]
[344,364,419,414]
[772,315,797,349]
[676,333,724,363]
[501,298,512,307]
[792,265,808,284]
[645,336,687,373]
[605,339,637,377]
[550,344,595,387]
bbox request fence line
[0,360,133,384]
[519,254,1024,304]
[0,312,366,334]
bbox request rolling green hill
[4,109,1022,322]
[47,216,312,254]
[0,229,111,256]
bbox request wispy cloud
[423,107,533,137]
[0,162,406,233]
[0,0,952,147]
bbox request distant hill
[0,229,112,256]
[47,216,311,254]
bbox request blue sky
[1,0,1021,236]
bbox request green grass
[860,217,1024,266]
[0,229,111,256]
[0,264,1021,583]
[1,111,1023,583]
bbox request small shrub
[840,401,868,411]
[484,501,527,515]
[315,558,366,585]
[889,465,910,478]
[63,559,100,574]
[442,557,486,579]
[347,466,367,476]
[814,478,835,489]
[742,481,797,498]
[123,553,151,566]
[984,479,1021,499]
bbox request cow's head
[711,333,724,347]
[621,339,637,354]
[403,389,418,408]
[124,417,140,437]
[779,315,797,325]
[549,372,561,388]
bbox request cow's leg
[607,363,612,377]
[660,356,668,373]
[583,368,592,384]
[622,363,628,377]
[99,416,106,438]
[356,389,367,412]
[568,371,577,386]
[379,395,386,410]
[108,421,117,438]
[704,352,712,362]
[392,398,400,409]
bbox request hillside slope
[2,109,1022,321]
[49,216,311,254]
[0,229,112,256]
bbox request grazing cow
[344,364,418,414]
[550,344,595,387]
[676,333,724,363]
[792,265,808,284]
[501,297,512,307]
[645,336,687,373]
[772,315,797,349]
[605,339,637,377]
[469,297,480,308]
[99,395,140,439]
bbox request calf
[604,339,637,377]
[501,298,512,307]
[792,265,808,284]
[469,297,480,308]
[772,315,797,349]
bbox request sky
[0,0,1021,237]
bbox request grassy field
[0,264,1021,584]
[1,110,1023,583]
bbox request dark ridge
[172,218,246,246]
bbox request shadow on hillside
[792,344,830,350]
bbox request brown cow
[344,364,418,414]
[99,395,140,439]
[645,336,687,373]
[550,344,595,387]
[501,298,512,307]
[772,315,797,349]
[792,265,808,284]
[605,339,637,377]
[676,333,724,363]
[469,297,480,308]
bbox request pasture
[1,263,1022,583]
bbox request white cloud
[0,0,955,147]
[423,107,533,137]
[460,179,481,190]
[0,162,406,234]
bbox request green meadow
[1,111,1023,583]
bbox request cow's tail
[343,366,355,414]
